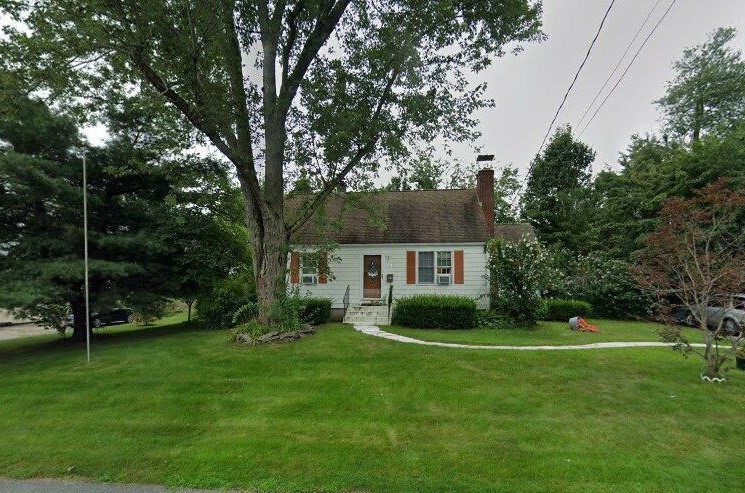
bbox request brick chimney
[476,168,494,236]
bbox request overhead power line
[578,0,679,137]
[511,0,616,211]
[576,0,664,129]
[535,0,616,155]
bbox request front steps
[343,305,391,325]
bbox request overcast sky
[459,0,745,178]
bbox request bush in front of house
[299,297,332,326]
[487,238,557,325]
[543,299,593,321]
[392,295,477,329]
[546,249,650,319]
[197,272,257,329]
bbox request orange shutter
[406,251,416,284]
[290,251,300,284]
[454,250,464,284]
[318,251,328,284]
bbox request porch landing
[343,305,391,325]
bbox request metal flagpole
[83,152,91,363]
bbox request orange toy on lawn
[569,317,600,333]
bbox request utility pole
[83,152,91,363]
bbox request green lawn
[1,316,744,492]
[386,318,707,346]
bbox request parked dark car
[66,308,134,328]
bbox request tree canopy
[0,0,545,322]
[521,125,596,252]
[0,93,249,340]
[656,27,745,142]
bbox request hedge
[392,295,477,329]
[299,298,332,325]
[543,298,593,321]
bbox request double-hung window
[436,251,452,282]
[418,251,435,284]
[418,251,452,284]
[301,253,318,285]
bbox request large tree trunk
[69,296,90,343]
[251,210,289,324]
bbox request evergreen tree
[0,95,248,339]
[521,126,596,252]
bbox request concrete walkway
[0,478,243,493]
[353,324,708,350]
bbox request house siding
[289,243,489,309]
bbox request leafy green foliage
[487,238,556,325]
[0,93,247,340]
[0,0,544,322]
[231,303,260,327]
[450,161,521,223]
[392,295,477,329]
[268,296,305,333]
[656,27,745,141]
[543,299,592,322]
[592,128,745,260]
[196,271,257,330]
[13,303,69,334]
[299,298,332,326]
[521,126,597,252]
[547,250,649,319]
[227,319,276,344]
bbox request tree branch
[277,0,352,116]
[288,66,401,234]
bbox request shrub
[547,249,650,319]
[197,272,257,329]
[299,298,332,326]
[543,299,593,321]
[475,310,518,330]
[487,238,557,325]
[392,295,477,329]
[231,302,259,326]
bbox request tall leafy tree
[592,128,745,260]
[520,126,596,251]
[656,27,745,142]
[1,0,544,322]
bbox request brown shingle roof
[288,189,491,245]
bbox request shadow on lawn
[0,320,205,363]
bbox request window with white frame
[437,251,452,280]
[418,251,452,284]
[301,253,318,285]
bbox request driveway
[0,323,68,341]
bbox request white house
[286,169,534,323]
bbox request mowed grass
[386,318,708,346]
[1,316,744,492]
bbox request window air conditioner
[437,274,451,285]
